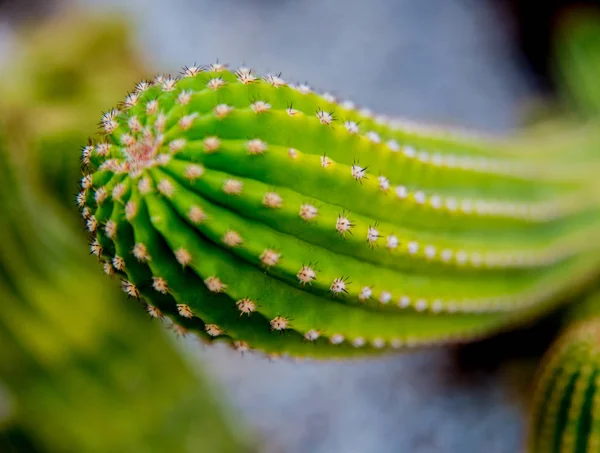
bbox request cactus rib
[81,65,600,358]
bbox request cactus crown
[79,64,600,358]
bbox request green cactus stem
[528,291,600,453]
[80,64,600,358]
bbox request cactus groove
[80,64,600,358]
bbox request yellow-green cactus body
[0,12,149,207]
[80,65,600,358]
[527,18,600,450]
[0,15,251,452]
[0,130,251,453]
[528,292,600,453]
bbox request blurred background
[0,0,598,452]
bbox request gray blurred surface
[74,1,535,451]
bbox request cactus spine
[80,65,600,358]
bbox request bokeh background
[0,0,597,452]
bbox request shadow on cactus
[78,63,600,359]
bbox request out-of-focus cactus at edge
[0,423,44,453]
[0,13,253,453]
[79,63,600,359]
[525,10,600,453]
[528,291,600,453]
[0,136,251,452]
[0,12,151,206]
[554,8,600,118]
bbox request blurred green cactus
[0,13,253,453]
[80,64,600,358]
[528,292,600,453]
[553,8,600,117]
[0,424,44,453]
[0,144,250,452]
[0,11,151,208]
[525,11,600,452]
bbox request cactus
[514,10,600,453]
[0,424,44,453]
[79,64,600,358]
[0,13,254,453]
[554,8,600,117]
[527,291,600,453]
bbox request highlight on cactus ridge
[528,291,600,453]
[78,63,600,359]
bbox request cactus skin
[80,65,600,358]
[528,293,600,453]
